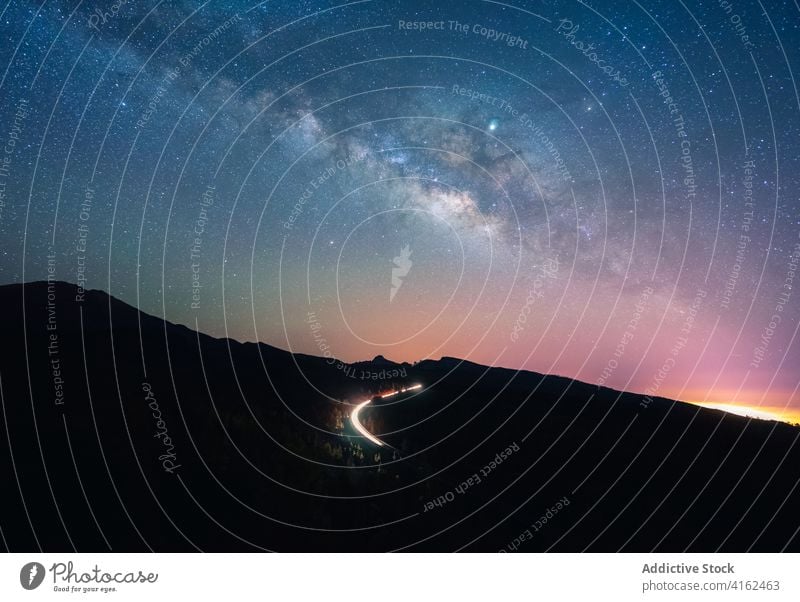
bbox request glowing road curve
[350,384,422,446]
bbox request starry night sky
[1,0,799,420]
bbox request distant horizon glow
[687,402,800,426]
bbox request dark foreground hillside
[0,281,798,551]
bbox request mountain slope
[0,281,798,551]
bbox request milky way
[1,0,799,421]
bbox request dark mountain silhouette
[369,354,397,365]
[0,281,798,552]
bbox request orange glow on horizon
[656,386,800,425]
[686,401,800,425]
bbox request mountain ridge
[0,279,750,423]
[1,279,798,551]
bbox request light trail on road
[351,399,385,446]
[350,384,423,446]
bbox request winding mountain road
[350,384,422,446]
